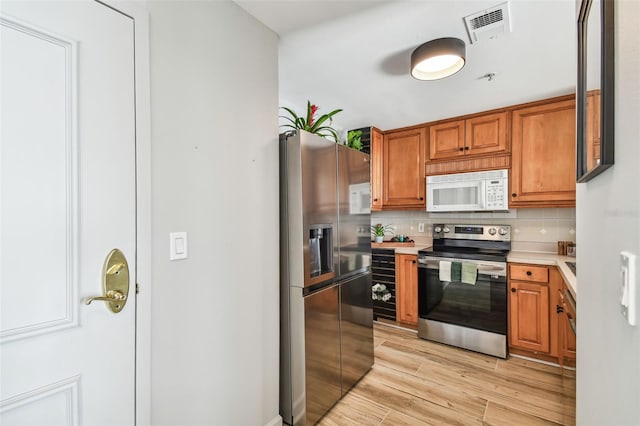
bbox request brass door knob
[84,249,130,313]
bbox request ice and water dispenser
[309,225,333,279]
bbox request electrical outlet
[418,223,425,233]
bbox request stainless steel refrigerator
[279,130,374,426]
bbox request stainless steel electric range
[418,224,511,358]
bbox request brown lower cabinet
[509,280,550,353]
[508,263,561,362]
[395,253,418,325]
[558,282,577,366]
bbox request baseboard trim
[374,320,418,334]
[509,352,561,368]
[265,414,283,426]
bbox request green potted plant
[346,129,363,151]
[280,101,342,142]
[371,223,393,243]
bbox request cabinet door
[511,99,576,207]
[562,315,577,359]
[340,273,374,394]
[465,112,508,156]
[559,288,577,362]
[429,120,465,160]
[383,128,426,208]
[509,281,550,353]
[395,254,418,325]
[370,128,383,211]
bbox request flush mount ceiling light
[410,37,466,80]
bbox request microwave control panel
[485,179,507,210]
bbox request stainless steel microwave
[426,169,509,212]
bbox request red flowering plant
[280,100,343,142]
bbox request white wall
[147,2,280,425]
[576,1,640,424]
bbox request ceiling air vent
[463,2,512,44]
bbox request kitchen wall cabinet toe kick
[508,262,575,366]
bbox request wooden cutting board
[371,241,415,247]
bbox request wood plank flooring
[319,323,575,426]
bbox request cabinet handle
[526,271,532,276]
[511,288,516,293]
[512,193,517,197]
[459,147,464,151]
[412,260,416,264]
[420,197,424,200]
[556,305,564,314]
[464,146,469,151]
[373,198,378,201]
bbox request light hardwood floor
[319,323,576,426]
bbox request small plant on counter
[279,100,342,142]
[371,223,393,243]
[372,283,391,302]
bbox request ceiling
[236,0,578,135]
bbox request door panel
[429,120,465,160]
[370,128,383,211]
[340,273,373,393]
[396,254,418,325]
[510,99,576,206]
[382,128,425,208]
[1,2,136,424]
[465,112,508,155]
[1,16,77,341]
[509,281,550,353]
[304,285,340,425]
[337,145,371,277]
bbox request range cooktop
[418,246,509,263]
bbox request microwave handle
[477,180,486,210]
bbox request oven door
[426,179,486,212]
[418,256,507,335]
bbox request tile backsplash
[371,208,576,253]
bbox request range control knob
[434,226,442,233]
[443,227,451,233]
[499,227,509,236]
[488,227,497,235]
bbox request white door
[0,1,136,425]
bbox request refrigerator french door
[280,131,373,426]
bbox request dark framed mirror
[576,0,614,182]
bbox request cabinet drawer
[510,264,549,283]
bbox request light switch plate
[418,223,425,233]
[620,251,636,326]
[170,232,188,260]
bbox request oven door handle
[420,259,504,270]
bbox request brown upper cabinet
[370,127,384,211]
[510,97,576,208]
[371,127,425,210]
[429,112,508,161]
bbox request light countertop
[391,246,430,255]
[507,251,577,298]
